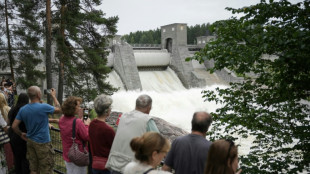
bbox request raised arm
[50,88,62,114]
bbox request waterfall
[106,68,254,156]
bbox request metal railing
[50,127,66,174]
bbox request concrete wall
[161,23,206,88]
[113,43,142,91]
[204,59,244,83]
[161,23,187,49]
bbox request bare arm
[2,126,9,134]
[12,119,27,141]
[50,88,62,114]
[49,118,59,124]
[162,164,172,172]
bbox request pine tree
[11,0,45,89]
[53,0,119,102]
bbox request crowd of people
[0,85,241,174]
[0,76,16,108]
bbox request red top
[116,113,122,126]
[89,119,115,158]
[59,116,89,162]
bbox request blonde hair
[130,132,170,164]
[0,93,9,122]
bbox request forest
[121,23,213,45]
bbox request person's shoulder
[150,170,172,174]
[124,161,137,172]
[75,118,84,124]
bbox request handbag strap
[143,168,154,174]
[71,118,77,139]
[71,118,86,149]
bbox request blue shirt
[16,103,55,143]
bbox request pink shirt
[59,115,89,162]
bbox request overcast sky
[100,0,303,35]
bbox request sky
[100,0,303,35]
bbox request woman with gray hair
[89,94,115,174]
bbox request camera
[83,109,89,120]
[44,89,51,95]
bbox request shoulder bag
[67,118,89,166]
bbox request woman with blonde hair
[0,92,11,174]
[124,132,171,174]
[0,93,10,123]
[204,139,241,174]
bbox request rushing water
[106,68,255,156]
[105,64,309,173]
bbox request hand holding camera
[83,109,90,125]
[44,88,56,97]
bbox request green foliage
[190,0,310,173]
[11,0,45,88]
[122,23,213,45]
[122,29,161,44]
[187,23,213,44]
[53,0,119,102]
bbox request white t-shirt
[0,112,7,128]
[124,161,172,174]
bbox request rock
[106,112,188,142]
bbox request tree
[4,0,15,81]
[53,0,119,102]
[189,0,310,173]
[45,0,52,104]
[187,23,213,44]
[12,0,45,89]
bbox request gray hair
[136,94,152,109]
[94,94,113,116]
[27,86,41,100]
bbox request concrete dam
[106,23,227,91]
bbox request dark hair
[8,93,29,126]
[62,96,82,116]
[204,139,238,174]
[130,132,170,163]
[15,93,29,108]
[191,112,212,133]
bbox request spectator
[8,93,30,174]
[0,93,10,123]
[0,110,10,174]
[204,139,241,174]
[106,94,159,174]
[1,77,6,86]
[12,86,61,174]
[124,132,171,174]
[89,94,115,174]
[59,96,90,174]
[5,79,13,87]
[162,112,212,174]
[3,83,14,107]
[0,86,6,97]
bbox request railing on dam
[131,44,161,50]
